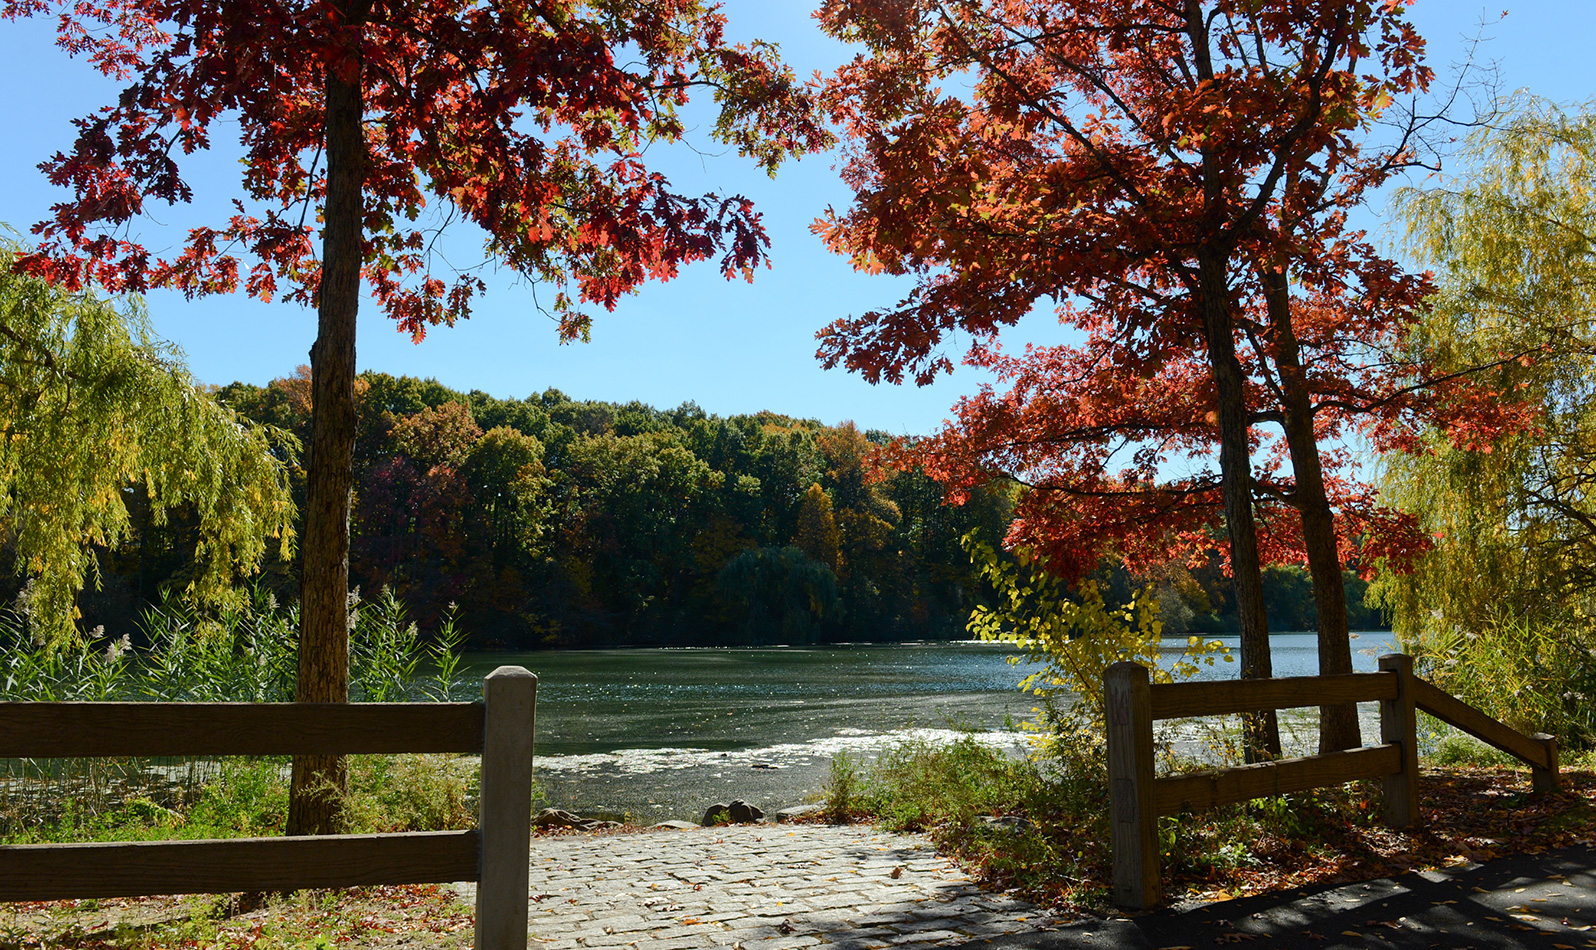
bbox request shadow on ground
[971,842,1596,949]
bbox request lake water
[458,632,1396,822]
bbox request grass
[825,734,1113,907]
[1,753,499,948]
[825,729,1596,915]
[0,885,475,950]
[3,753,486,845]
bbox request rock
[702,799,765,825]
[535,808,620,831]
[976,815,1034,834]
[534,808,585,828]
[750,762,781,770]
[652,820,700,830]
[729,800,765,823]
[775,804,826,823]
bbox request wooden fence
[1107,653,1558,909]
[0,665,537,950]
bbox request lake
[458,632,1396,822]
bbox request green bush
[962,533,1229,737]
[343,754,482,833]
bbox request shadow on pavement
[962,842,1596,950]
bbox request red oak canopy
[7,0,828,340]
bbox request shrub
[962,533,1229,739]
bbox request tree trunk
[1261,267,1361,752]
[1198,253,1281,762]
[286,30,366,837]
[1183,4,1278,761]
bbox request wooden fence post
[1532,733,1559,794]
[1378,653,1418,828]
[477,666,537,950]
[1105,662,1158,909]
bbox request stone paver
[510,824,1058,949]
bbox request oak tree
[815,0,1485,755]
[8,0,826,831]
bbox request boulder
[775,803,825,823]
[729,799,765,823]
[535,808,620,831]
[702,799,765,825]
[976,815,1034,834]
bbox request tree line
[113,369,1021,647]
[12,361,1382,650]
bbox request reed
[0,587,470,838]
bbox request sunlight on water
[455,634,1395,819]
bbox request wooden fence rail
[0,665,537,950]
[1107,654,1558,909]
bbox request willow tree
[0,242,294,646]
[1382,98,1596,649]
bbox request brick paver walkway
[519,823,1059,949]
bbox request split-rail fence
[1107,653,1558,908]
[0,665,537,950]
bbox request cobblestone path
[520,823,1060,950]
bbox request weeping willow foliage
[1377,97,1596,742]
[0,240,296,646]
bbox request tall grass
[0,585,466,704]
[1405,612,1596,751]
[0,586,473,838]
[825,734,1111,905]
[826,731,1391,910]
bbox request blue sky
[1,3,1593,434]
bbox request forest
[18,367,1380,649]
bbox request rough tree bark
[1198,253,1283,762]
[1261,266,1361,752]
[286,18,367,836]
[1183,2,1284,762]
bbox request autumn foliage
[6,0,829,832]
[813,0,1536,754]
[5,0,827,338]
